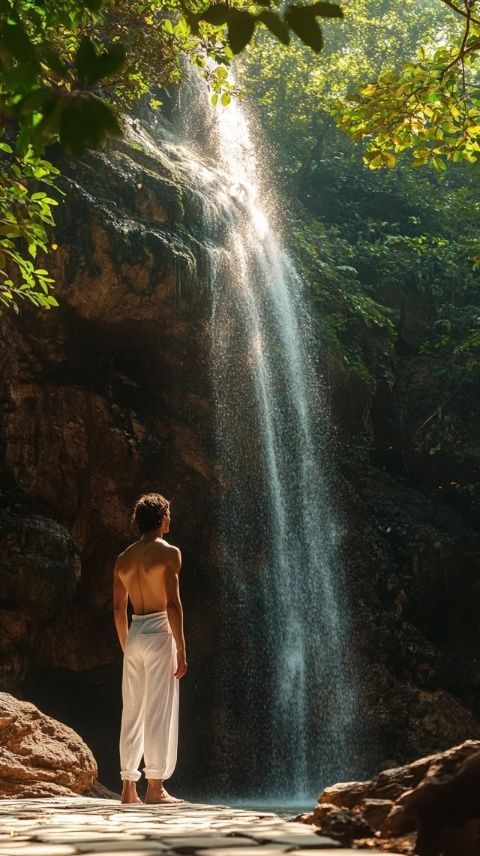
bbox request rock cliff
[0,115,219,793]
[0,105,479,795]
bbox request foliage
[0,0,352,314]
[243,9,480,487]
[240,0,449,184]
[243,0,480,173]
[0,0,229,312]
[336,1,480,169]
[0,144,60,311]
[290,208,396,395]
[337,43,480,170]
[193,0,343,56]
[413,302,480,467]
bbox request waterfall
[127,68,358,803]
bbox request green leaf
[309,2,343,17]
[200,4,230,25]
[83,0,104,12]
[42,46,67,76]
[2,20,37,63]
[15,87,55,118]
[0,225,22,237]
[75,37,97,79]
[89,43,127,84]
[432,155,447,170]
[183,10,200,35]
[29,99,66,151]
[227,11,256,55]
[258,11,290,45]
[59,95,122,156]
[383,151,397,167]
[75,37,126,84]
[0,142,13,153]
[221,91,231,106]
[3,62,38,93]
[285,6,324,51]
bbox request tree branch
[440,0,474,81]
[438,0,480,28]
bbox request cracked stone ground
[0,797,401,856]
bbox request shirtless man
[113,492,187,805]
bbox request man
[113,492,187,804]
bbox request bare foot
[121,782,143,804]
[146,782,185,804]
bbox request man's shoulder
[161,542,181,570]
[160,541,181,559]
[114,540,139,565]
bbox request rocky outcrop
[0,693,97,797]
[300,740,480,855]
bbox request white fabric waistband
[132,611,168,622]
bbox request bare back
[117,538,177,615]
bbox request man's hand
[175,649,187,679]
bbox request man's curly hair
[131,493,170,534]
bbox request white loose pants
[119,611,179,782]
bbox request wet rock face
[0,510,80,613]
[0,119,216,586]
[0,692,97,797]
[336,462,480,772]
[302,740,480,856]
[0,510,80,691]
[0,121,219,792]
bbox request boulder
[0,692,97,797]
[303,740,480,855]
[313,806,372,842]
[401,745,480,855]
[362,798,396,833]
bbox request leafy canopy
[336,0,480,170]
[4,0,478,315]
[240,0,450,181]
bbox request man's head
[131,492,170,535]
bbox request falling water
[177,70,357,803]
[127,67,358,802]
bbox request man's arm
[165,547,187,679]
[113,558,129,651]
